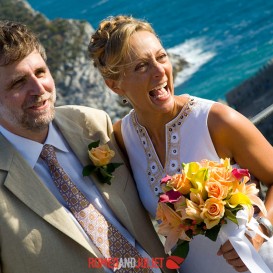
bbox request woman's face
[114,30,175,115]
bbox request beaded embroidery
[131,96,196,197]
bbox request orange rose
[205,181,229,200]
[167,173,191,195]
[88,144,115,166]
[201,197,226,229]
[201,158,234,187]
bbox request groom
[0,20,174,273]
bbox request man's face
[0,51,56,138]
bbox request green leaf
[205,224,221,241]
[88,140,100,150]
[172,240,190,258]
[106,162,123,173]
[82,165,97,176]
[225,209,239,225]
[99,167,113,185]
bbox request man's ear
[105,79,124,95]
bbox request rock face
[0,0,186,122]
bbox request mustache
[23,95,53,109]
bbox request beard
[0,93,56,132]
[21,105,55,131]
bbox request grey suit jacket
[0,106,173,273]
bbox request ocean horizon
[28,0,273,101]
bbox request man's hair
[0,20,46,66]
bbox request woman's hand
[217,240,249,272]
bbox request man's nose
[28,77,46,95]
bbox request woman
[88,15,273,273]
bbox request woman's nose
[153,62,165,77]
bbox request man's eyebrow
[6,73,26,90]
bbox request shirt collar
[0,123,68,168]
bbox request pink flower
[232,168,250,180]
[159,190,182,203]
[161,175,173,184]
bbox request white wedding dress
[121,95,268,273]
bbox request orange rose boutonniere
[82,140,123,185]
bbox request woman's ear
[105,79,124,95]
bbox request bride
[88,15,273,273]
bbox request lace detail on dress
[131,96,196,198]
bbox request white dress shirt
[0,124,160,273]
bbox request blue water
[27,0,273,101]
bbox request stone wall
[225,59,273,144]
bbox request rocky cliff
[0,0,187,121]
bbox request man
[0,21,174,273]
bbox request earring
[122,97,128,104]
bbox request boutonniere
[82,140,123,185]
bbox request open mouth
[28,99,48,110]
[149,82,169,100]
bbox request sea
[27,0,273,102]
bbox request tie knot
[40,144,57,163]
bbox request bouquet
[156,158,267,260]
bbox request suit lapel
[1,109,170,269]
[54,109,136,235]
[0,134,95,255]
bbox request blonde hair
[88,15,156,80]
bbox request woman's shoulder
[209,101,245,125]
[190,95,216,106]
[180,95,216,118]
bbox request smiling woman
[88,15,273,273]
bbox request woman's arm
[208,102,273,271]
[208,102,273,186]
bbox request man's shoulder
[54,105,112,137]
[55,105,108,117]
[55,105,111,124]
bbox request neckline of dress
[131,95,195,170]
[130,95,197,197]
[132,94,192,130]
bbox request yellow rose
[201,197,226,229]
[88,144,115,166]
[167,173,191,195]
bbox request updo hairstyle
[88,15,156,80]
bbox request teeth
[32,101,45,108]
[151,82,167,91]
